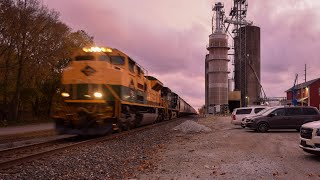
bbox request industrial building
[285,78,320,109]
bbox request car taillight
[232,114,236,120]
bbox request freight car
[52,46,197,135]
[161,87,197,119]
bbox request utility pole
[304,64,307,83]
[304,64,308,106]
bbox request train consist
[52,46,197,135]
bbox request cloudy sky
[42,0,320,110]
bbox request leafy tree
[0,0,93,122]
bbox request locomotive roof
[77,46,148,74]
[145,76,160,81]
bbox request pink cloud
[249,0,320,96]
[42,0,320,109]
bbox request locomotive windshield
[75,55,95,61]
[110,56,125,65]
[74,54,125,65]
[99,55,110,62]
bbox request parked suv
[299,121,320,155]
[245,106,320,132]
[231,106,267,126]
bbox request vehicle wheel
[257,122,269,133]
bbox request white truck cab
[299,121,320,155]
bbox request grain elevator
[205,2,229,114]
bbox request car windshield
[256,107,271,115]
[260,107,277,116]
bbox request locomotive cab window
[99,55,110,62]
[128,58,135,73]
[144,83,147,91]
[75,55,95,61]
[137,66,141,76]
[110,56,125,65]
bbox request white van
[299,121,320,155]
[231,106,267,126]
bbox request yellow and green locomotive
[52,46,196,135]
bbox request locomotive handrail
[64,100,106,103]
[104,84,121,101]
[103,84,122,118]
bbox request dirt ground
[138,116,320,180]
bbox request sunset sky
[42,0,320,110]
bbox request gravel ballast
[173,120,211,133]
[0,118,193,179]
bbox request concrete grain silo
[205,2,229,114]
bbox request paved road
[0,123,54,136]
[138,116,320,179]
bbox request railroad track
[0,118,183,171]
[0,136,81,171]
[0,130,57,145]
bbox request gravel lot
[138,116,320,180]
[2,116,320,180]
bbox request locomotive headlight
[92,47,101,52]
[61,92,70,97]
[94,92,103,98]
[105,48,112,52]
[83,47,112,53]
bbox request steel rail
[0,135,76,155]
[0,118,183,171]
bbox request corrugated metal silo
[234,25,261,106]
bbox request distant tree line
[198,105,205,117]
[0,0,94,123]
